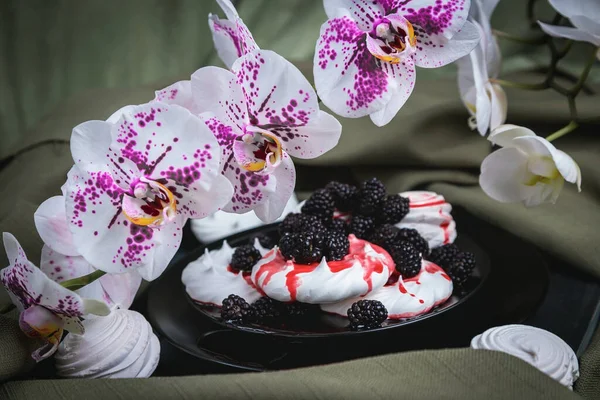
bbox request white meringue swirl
[182,239,268,305]
[396,191,457,249]
[471,325,579,389]
[321,260,453,319]
[251,235,394,304]
[55,309,160,379]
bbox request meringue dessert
[55,309,160,378]
[183,178,477,330]
[182,238,268,305]
[471,325,579,389]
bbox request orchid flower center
[369,16,417,64]
[523,156,561,186]
[19,305,63,342]
[233,128,283,175]
[122,177,177,228]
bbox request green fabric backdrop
[1,0,600,399]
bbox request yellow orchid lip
[371,18,416,64]
[122,179,177,227]
[237,130,283,173]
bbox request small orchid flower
[65,102,233,280]
[456,0,506,135]
[479,124,582,207]
[314,0,480,126]
[34,196,142,309]
[1,233,110,361]
[209,0,259,68]
[191,49,342,222]
[539,0,600,58]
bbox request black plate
[189,231,489,338]
[146,207,549,372]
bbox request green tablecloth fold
[0,346,579,400]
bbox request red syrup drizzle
[438,208,452,244]
[226,265,263,294]
[389,261,450,312]
[253,236,394,301]
[409,199,446,208]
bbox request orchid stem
[490,78,547,91]
[545,121,579,142]
[569,49,598,97]
[493,29,545,45]
[60,270,106,291]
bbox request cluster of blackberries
[427,244,476,288]
[278,213,349,264]
[367,224,429,279]
[220,294,315,323]
[300,179,409,230]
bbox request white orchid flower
[456,0,507,135]
[1,233,110,361]
[313,0,481,127]
[34,196,142,309]
[539,0,600,57]
[65,102,233,280]
[479,124,582,207]
[190,49,342,223]
[209,0,259,69]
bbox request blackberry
[397,228,429,256]
[368,224,399,249]
[251,297,281,321]
[278,213,326,236]
[355,178,386,216]
[325,181,358,211]
[302,189,335,220]
[427,243,460,270]
[221,294,254,322]
[328,218,349,235]
[325,231,350,261]
[347,300,388,329]
[349,215,375,239]
[447,252,476,287]
[377,194,409,224]
[278,232,325,264]
[230,245,261,272]
[388,241,422,278]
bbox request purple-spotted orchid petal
[66,102,233,280]
[1,233,110,361]
[456,0,506,135]
[153,81,202,115]
[209,0,259,69]
[35,196,142,308]
[479,125,582,207]
[315,0,479,125]
[538,0,600,55]
[191,49,341,222]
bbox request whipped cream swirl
[396,191,457,249]
[190,194,299,243]
[182,239,268,305]
[321,260,453,319]
[471,325,579,389]
[251,235,394,304]
[56,309,160,378]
